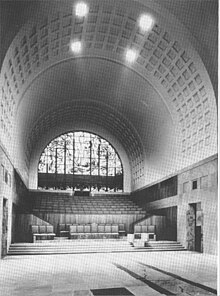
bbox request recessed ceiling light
[139,14,154,32]
[71,41,82,53]
[125,49,137,63]
[75,2,88,17]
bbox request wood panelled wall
[150,207,177,240]
[13,170,31,213]
[34,213,146,234]
[133,215,167,240]
[131,177,178,241]
[131,176,177,206]
[12,170,32,243]
[16,214,51,242]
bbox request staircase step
[7,240,185,256]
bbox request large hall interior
[0,0,218,295]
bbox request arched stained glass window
[38,132,123,192]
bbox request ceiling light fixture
[75,2,89,17]
[71,41,82,53]
[139,14,154,32]
[125,49,137,63]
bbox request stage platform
[8,239,185,255]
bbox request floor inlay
[114,264,175,295]
[138,262,217,295]
[91,287,134,296]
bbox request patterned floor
[0,251,217,296]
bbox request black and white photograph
[0,0,218,295]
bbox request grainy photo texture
[0,0,218,295]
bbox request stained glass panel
[38,131,123,191]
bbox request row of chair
[33,209,145,215]
[134,225,156,233]
[38,204,138,209]
[32,195,145,215]
[57,223,126,239]
[57,223,72,237]
[134,225,156,240]
[30,224,155,242]
[31,225,56,242]
[69,223,119,239]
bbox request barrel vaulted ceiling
[0,0,217,190]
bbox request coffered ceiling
[0,0,217,189]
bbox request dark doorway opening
[1,198,8,258]
[195,226,202,252]
[11,203,18,243]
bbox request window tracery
[38,131,123,192]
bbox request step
[7,240,185,256]
[146,241,183,245]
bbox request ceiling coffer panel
[1,0,217,164]
[26,101,145,183]
[0,0,217,189]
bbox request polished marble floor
[0,250,217,296]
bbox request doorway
[195,226,202,252]
[1,198,8,258]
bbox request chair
[105,224,111,233]
[147,225,156,241]
[69,224,77,233]
[141,225,148,233]
[39,226,46,234]
[134,225,141,239]
[134,225,141,234]
[98,224,105,233]
[84,224,91,233]
[91,223,98,233]
[46,225,54,233]
[118,224,126,236]
[77,225,84,233]
[31,225,39,234]
[111,224,119,234]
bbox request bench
[118,223,126,236]
[31,225,56,243]
[134,225,156,240]
[69,223,119,239]
[57,223,72,237]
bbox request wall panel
[34,213,146,234]
[132,155,218,254]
